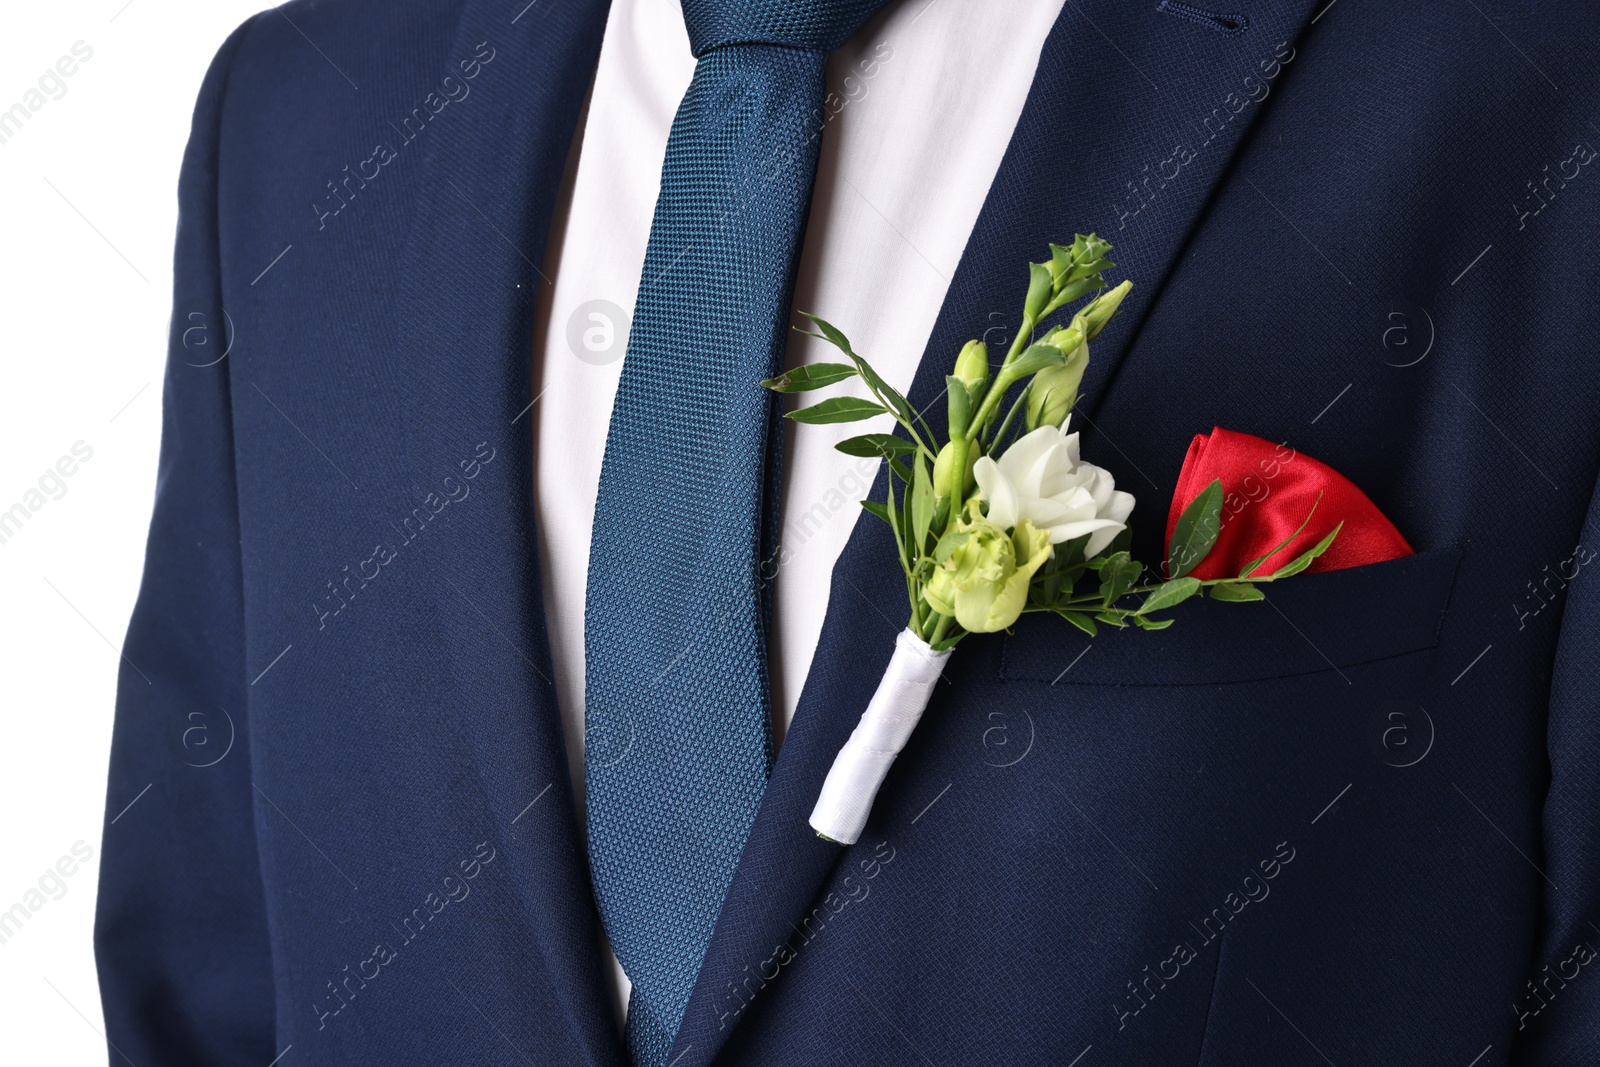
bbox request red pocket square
[1165,427,1414,579]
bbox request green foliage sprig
[765,236,1338,652]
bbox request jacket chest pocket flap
[1000,547,1463,687]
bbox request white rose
[972,419,1135,558]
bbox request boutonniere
[769,234,1403,845]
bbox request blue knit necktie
[584,2,889,1062]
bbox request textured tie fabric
[583,2,891,1063]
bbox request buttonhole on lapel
[1156,1,1249,35]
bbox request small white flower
[972,418,1135,558]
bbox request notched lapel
[670,0,1325,1062]
[947,0,1329,422]
[392,0,620,1064]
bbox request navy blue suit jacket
[96,1,1600,1063]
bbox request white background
[0,2,263,1061]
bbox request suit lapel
[669,0,1325,1062]
[392,0,619,1063]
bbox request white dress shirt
[530,0,1066,1018]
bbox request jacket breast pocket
[999,546,1463,688]
[977,548,1463,1064]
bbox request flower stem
[937,436,971,539]
[991,383,1031,446]
[1050,573,1282,614]
[970,313,1036,445]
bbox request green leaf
[1033,535,1085,607]
[1167,478,1223,579]
[933,528,970,563]
[1007,341,1070,381]
[799,312,928,441]
[1239,492,1323,578]
[1095,611,1129,628]
[1056,610,1098,637]
[1139,576,1202,614]
[1133,614,1174,630]
[1270,522,1343,579]
[762,362,858,392]
[796,313,855,357]
[911,452,935,556]
[1210,582,1266,602]
[1051,534,1091,571]
[1051,276,1108,310]
[860,499,892,526]
[1035,562,1085,607]
[1084,532,1130,573]
[1038,534,1090,605]
[834,433,916,459]
[786,397,888,424]
[888,458,913,485]
[1096,551,1142,607]
[884,475,909,574]
[856,356,921,433]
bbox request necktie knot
[680,0,890,57]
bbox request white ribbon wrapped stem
[809,628,952,845]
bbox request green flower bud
[1025,261,1054,320]
[922,512,1053,633]
[932,440,979,498]
[1025,340,1089,431]
[1036,322,1084,356]
[1057,233,1113,286]
[953,339,989,389]
[1043,234,1116,308]
[1081,279,1133,341]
